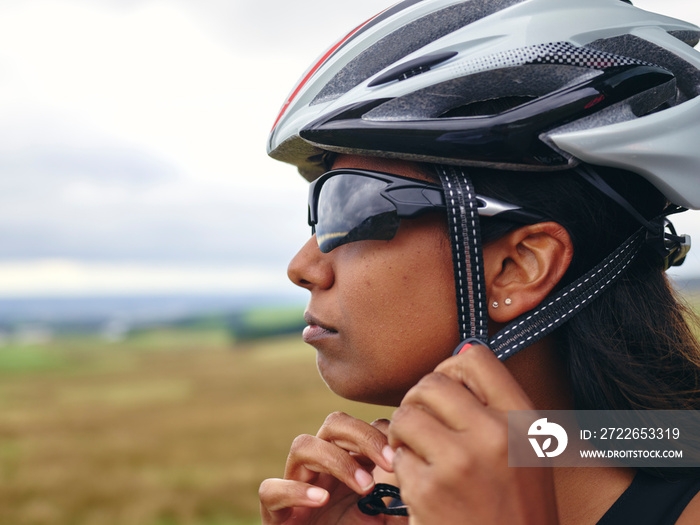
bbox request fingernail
[306,487,328,503]
[355,469,374,492]
[382,445,395,466]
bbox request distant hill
[0,293,305,329]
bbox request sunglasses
[308,168,546,253]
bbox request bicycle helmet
[269,0,700,206]
[268,0,700,358]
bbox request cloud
[0,0,698,298]
[0,0,310,270]
[0,259,300,297]
[0,145,178,188]
[0,160,308,264]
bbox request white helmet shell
[268,0,700,209]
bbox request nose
[287,235,335,291]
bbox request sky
[0,0,698,298]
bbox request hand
[259,412,405,524]
[388,344,559,525]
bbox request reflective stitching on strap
[459,169,487,340]
[441,172,469,339]
[491,228,644,359]
[438,165,488,342]
[439,165,643,361]
[492,230,639,344]
[453,171,474,338]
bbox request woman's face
[287,155,460,406]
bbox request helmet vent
[364,65,597,121]
[439,96,536,118]
[589,34,700,102]
[310,0,527,106]
[668,30,700,48]
[368,51,458,87]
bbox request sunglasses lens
[316,174,400,253]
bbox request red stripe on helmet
[270,8,390,133]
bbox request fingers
[391,445,428,488]
[285,434,376,494]
[260,413,393,524]
[371,417,391,436]
[400,371,484,430]
[316,412,393,472]
[388,403,455,460]
[260,478,329,513]
[434,344,533,411]
[388,344,531,465]
[282,412,394,497]
[382,345,555,524]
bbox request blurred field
[0,327,392,525]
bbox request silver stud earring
[492,301,499,308]
[504,298,512,306]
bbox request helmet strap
[435,165,489,344]
[489,227,644,360]
[437,165,647,361]
[576,164,690,270]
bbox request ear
[482,222,573,323]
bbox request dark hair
[467,165,700,414]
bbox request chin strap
[357,484,407,516]
[435,165,490,344]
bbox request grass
[2,291,699,524]
[0,329,392,525]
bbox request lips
[303,312,338,343]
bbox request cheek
[346,234,456,334]
[331,221,460,402]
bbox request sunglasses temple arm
[477,196,546,224]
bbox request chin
[317,359,406,406]
[330,385,405,407]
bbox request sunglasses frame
[308,168,546,251]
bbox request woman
[260,0,700,522]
